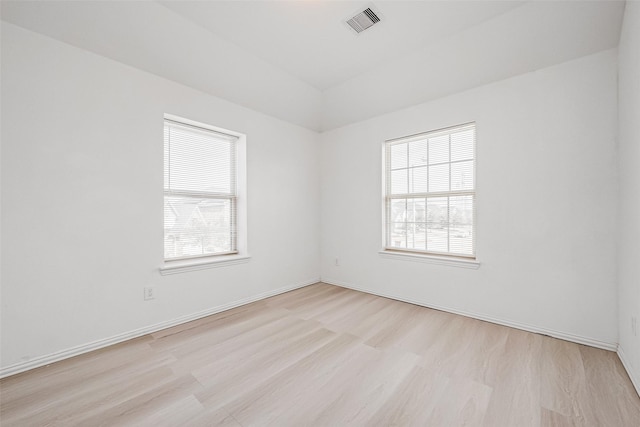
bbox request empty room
[1,0,639,425]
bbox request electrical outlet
[632,316,637,337]
[144,287,155,301]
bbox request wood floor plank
[194,328,337,407]
[0,336,159,409]
[540,336,595,424]
[482,328,543,426]
[2,366,178,426]
[222,332,364,424]
[149,299,270,341]
[367,364,451,426]
[579,344,640,425]
[0,349,177,424]
[180,404,242,427]
[2,282,639,426]
[298,287,365,322]
[262,341,384,426]
[312,349,421,425]
[284,286,354,319]
[324,297,407,342]
[424,375,493,426]
[388,307,454,355]
[449,319,510,387]
[72,374,203,426]
[541,407,577,427]
[149,306,291,354]
[121,395,208,427]
[417,315,473,374]
[168,315,317,375]
[322,292,391,333]
[263,283,341,311]
[364,302,424,350]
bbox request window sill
[378,250,480,269]
[160,254,251,275]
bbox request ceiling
[159,1,524,91]
[0,1,626,132]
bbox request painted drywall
[2,1,624,133]
[320,49,619,347]
[617,1,640,387]
[0,23,320,370]
[321,1,624,131]
[0,1,323,131]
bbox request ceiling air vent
[346,7,380,34]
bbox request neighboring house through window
[163,115,246,263]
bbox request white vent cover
[346,7,381,33]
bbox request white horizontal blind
[385,123,476,258]
[164,119,238,260]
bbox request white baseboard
[617,345,640,398]
[322,278,618,352]
[0,278,320,379]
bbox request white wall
[1,1,323,131]
[320,49,619,347]
[320,1,624,131]
[0,23,320,370]
[617,1,640,388]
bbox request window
[383,123,476,259]
[163,116,241,261]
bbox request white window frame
[160,114,248,275]
[381,122,479,268]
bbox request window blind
[164,119,238,260]
[384,123,476,258]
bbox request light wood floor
[1,283,639,426]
